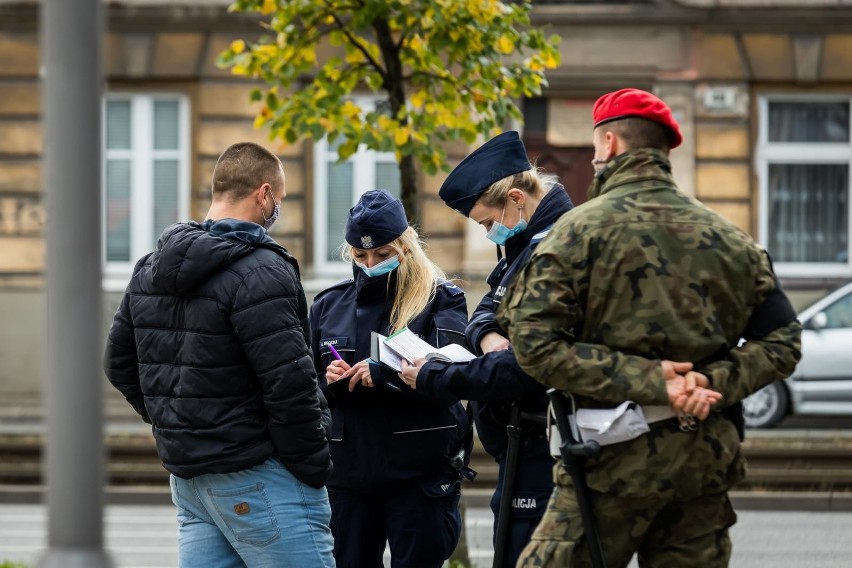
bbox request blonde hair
[343,226,447,334]
[477,167,559,208]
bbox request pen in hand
[329,344,344,361]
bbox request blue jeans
[169,457,336,568]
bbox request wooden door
[523,135,595,207]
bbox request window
[102,94,190,289]
[312,97,401,274]
[758,96,851,278]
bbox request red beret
[593,88,683,149]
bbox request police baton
[492,403,521,568]
[547,388,607,568]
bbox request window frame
[757,93,852,278]
[101,92,190,291]
[312,96,400,275]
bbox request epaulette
[438,279,464,296]
[530,226,553,245]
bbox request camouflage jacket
[496,148,802,497]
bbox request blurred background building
[1,0,851,394]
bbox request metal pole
[40,0,111,565]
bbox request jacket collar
[504,184,574,263]
[588,148,675,200]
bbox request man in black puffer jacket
[104,142,335,568]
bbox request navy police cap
[438,131,532,217]
[345,189,408,249]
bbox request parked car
[742,280,852,428]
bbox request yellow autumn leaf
[254,45,277,60]
[394,127,410,146]
[324,15,335,25]
[253,114,266,129]
[495,35,514,55]
[261,0,276,15]
[410,90,427,109]
[230,39,246,54]
[326,67,341,81]
[341,100,361,119]
[408,35,424,52]
[232,64,250,76]
[345,50,365,64]
[545,52,559,69]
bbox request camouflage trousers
[516,481,737,568]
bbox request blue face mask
[486,206,527,246]
[355,255,401,278]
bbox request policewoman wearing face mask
[308,189,473,568]
[398,131,574,568]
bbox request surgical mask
[486,206,527,246]
[261,189,281,231]
[355,255,401,278]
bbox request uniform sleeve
[465,259,507,354]
[103,290,151,423]
[431,282,469,348]
[465,288,504,355]
[396,282,470,406]
[417,348,542,404]
[231,263,332,489]
[699,250,803,406]
[496,242,669,406]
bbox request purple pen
[328,344,343,361]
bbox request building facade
[1,0,851,393]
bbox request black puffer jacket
[104,219,332,488]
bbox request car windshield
[796,281,852,315]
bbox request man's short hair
[607,117,672,152]
[212,142,283,201]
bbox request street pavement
[3,502,852,567]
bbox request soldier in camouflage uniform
[496,88,803,568]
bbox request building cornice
[532,1,852,32]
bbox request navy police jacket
[417,187,574,459]
[309,267,471,489]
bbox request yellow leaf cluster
[345,50,366,65]
[495,35,514,55]
[408,35,424,53]
[410,90,427,109]
[394,127,411,146]
[261,0,277,15]
[341,100,361,119]
[230,39,246,54]
[545,52,559,69]
[254,44,278,61]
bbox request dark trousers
[329,475,462,568]
[491,442,556,568]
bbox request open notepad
[370,328,476,372]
